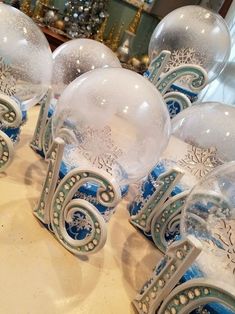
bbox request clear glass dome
[172,102,235,162]
[181,161,235,287]
[51,39,121,102]
[52,67,171,186]
[0,3,53,110]
[149,5,231,83]
[155,102,235,192]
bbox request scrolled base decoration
[146,51,171,85]
[50,167,121,255]
[30,88,51,152]
[150,191,189,253]
[41,118,52,156]
[34,137,65,224]
[156,64,208,96]
[34,137,122,255]
[158,278,235,314]
[0,92,22,128]
[0,92,23,172]
[145,51,208,118]
[130,168,184,233]
[58,198,107,254]
[0,130,14,172]
[163,92,192,119]
[133,236,202,314]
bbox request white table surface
[0,106,162,314]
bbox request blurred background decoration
[4,0,233,76]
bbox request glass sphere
[181,161,235,287]
[149,5,231,83]
[172,102,235,162]
[0,3,53,110]
[154,102,235,193]
[52,68,170,186]
[51,39,121,102]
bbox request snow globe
[30,38,121,156]
[34,67,171,255]
[133,162,235,314]
[129,102,235,252]
[146,5,231,118]
[0,3,52,171]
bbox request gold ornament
[32,0,43,20]
[140,54,150,68]
[128,4,144,35]
[110,22,124,52]
[94,17,108,42]
[105,24,116,48]
[33,0,50,20]
[41,0,50,6]
[20,0,32,16]
[54,19,65,30]
[128,56,141,71]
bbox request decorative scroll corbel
[34,137,122,255]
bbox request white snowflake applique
[69,212,92,232]
[164,48,206,87]
[164,48,204,72]
[78,125,123,175]
[214,219,235,275]
[0,56,16,96]
[178,145,223,179]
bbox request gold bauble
[128,57,141,71]
[20,0,32,16]
[54,19,65,30]
[33,0,43,20]
[140,54,150,67]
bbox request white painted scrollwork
[34,137,122,255]
[50,167,121,255]
[0,92,22,128]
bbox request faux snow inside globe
[52,67,171,187]
[149,5,231,84]
[30,38,121,155]
[51,38,121,105]
[0,3,52,171]
[160,101,235,195]
[0,3,52,110]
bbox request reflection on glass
[200,2,235,105]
